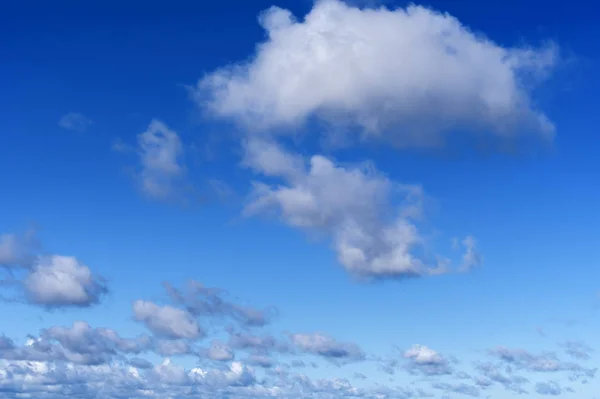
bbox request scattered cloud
[164,280,276,326]
[154,339,193,356]
[243,139,470,280]
[0,230,38,267]
[205,340,235,361]
[228,330,289,355]
[535,380,563,395]
[403,344,452,376]
[23,256,108,308]
[137,119,186,200]
[457,235,482,272]
[58,112,93,133]
[431,381,480,397]
[289,332,365,363]
[562,340,593,361]
[132,300,202,340]
[198,0,557,147]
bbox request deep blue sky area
[1,1,599,398]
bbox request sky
[1,0,600,398]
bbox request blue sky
[1,0,600,397]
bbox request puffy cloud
[0,322,150,366]
[132,300,202,340]
[403,344,452,376]
[137,119,186,200]
[535,381,562,395]
[189,361,256,388]
[290,332,365,362]
[58,112,93,132]
[24,256,107,308]
[164,280,275,326]
[205,340,235,361]
[197,0,557,146]
[244,140,464,280]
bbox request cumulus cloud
[58,112,93,132]
[205,340,235,361]
[24,256,108,308]
[290,332,365,362]
[0,321,150,366]
[197,0,557,146]
[132,300,202,340]
[42,321,150,357]
[243,139,466,279]
[164,280,275,326]
[403,344,452,376]
[137,119,186,200]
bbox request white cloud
[23,255,107,308]
[137,119,185,199]
[197,0,557,146]
[132,300,201,340]
[290,332,365,362]
[243,139,455,279]
[403,344,452,375]
[58,112,93,132]
[459,235,482,271]
[0,230,38,267]
[207,340,235,361]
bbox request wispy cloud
[58,112,93,133]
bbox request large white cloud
[197,0,557,146]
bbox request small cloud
[0,229,39,267]
[205,340,234,361]
[459,235,482,272]
[132,300,202,340]
[561,341,593,361]
[111,138,134,153]
[403,344,452,376]
[535,381,562,396]
[289,332,365,363]
[136,119,187,200]
[24,255,108,308]
[58,112,93,133]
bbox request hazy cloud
[137,119,186,200]
[59,112,93,132]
